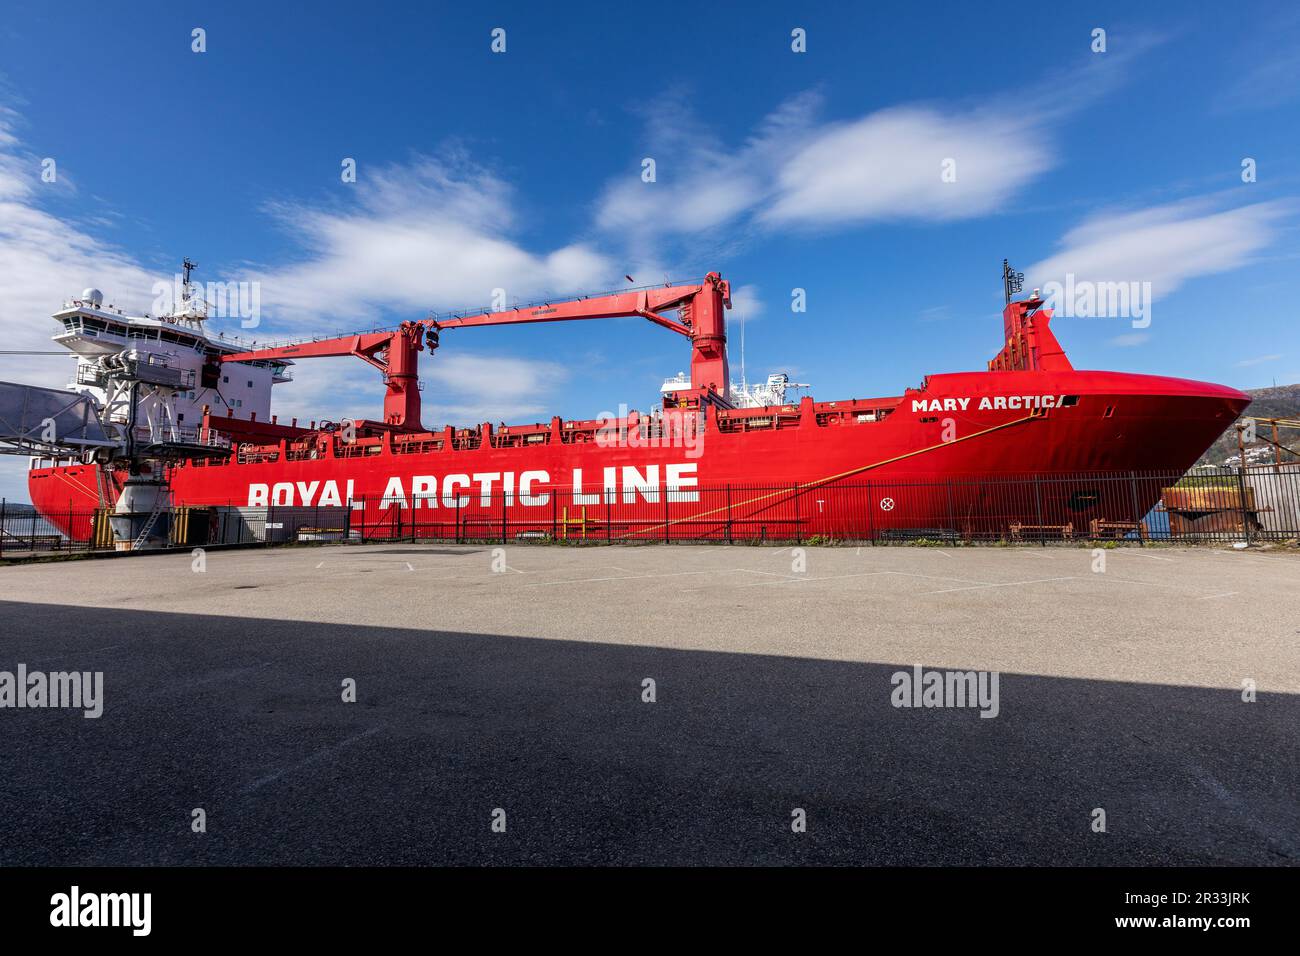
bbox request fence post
[1128,471,1144,546]
[726,484,733,543]
[0,498,5,558]
[866,481,874,544]
[551,488,557,540]
[1236,465,1252,545]
[1033,475,1044,547]
[268,501,275,548]
[793,483,800,544]
[606,488,612,543]
[501,490,507,544]
[946,480,955,537]
[664,486,670,543]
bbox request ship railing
[129,424,229,447]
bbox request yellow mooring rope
[616,412,1042,540]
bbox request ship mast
[1002,259,1024,305]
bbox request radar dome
[81,288,104,308]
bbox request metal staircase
[131,495,169,550]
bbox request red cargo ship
[26,268,1249,543]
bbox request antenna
[1002,258,1024,305]
[182,257,198,287]
[740,310,746,391]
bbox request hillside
[1197,383,1300,466]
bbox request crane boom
[221,273,731,431]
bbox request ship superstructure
[52,261,290,453]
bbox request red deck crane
[221,273,732,431]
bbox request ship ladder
[131,493,169,550]
[95,465,109,508]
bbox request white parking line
[738,569,996,589]
[1108,549,1175,562]
[921,576,1076,595]
[526,568,724,587]
[1096,576,1191,592]
[241,725,385,795]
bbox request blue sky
[1,0,1298,500]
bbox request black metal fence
[4,466,1299,558]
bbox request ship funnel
[81,288,104,308]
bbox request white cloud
[1027,197,1292,299]
[1234,353,1282,367]
[728,283,763,319]
[0,110,164,504]
[593,91,817,263]
[1108,333,1150,348]
[594,90,1055,250]
[262,352,567,431]
[0,109,603,500]
[423,353,569,425]
[763,107,1051,226]
[250,157,614,332]
[0,111,160,373]
[593,39,1163,261]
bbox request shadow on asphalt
[0,600,1294,866]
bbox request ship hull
[27,369,1250,541]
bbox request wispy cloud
[1108,333,1150,348]
[0,108,606,381]
[1027,195,1292,299]
[264,352,569,430]
[593,90,818,265]
[0,106,608,501]
[0,108,160,373]
[1210,11,1300,113]
[1234,353,1282,367]
[248,154,614,332]
[762,105,1051,227]
[729,283,763,319]
[594,43,1149,261]
[594,90,1053,250]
